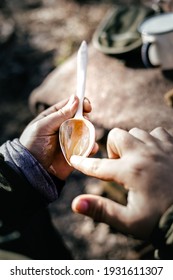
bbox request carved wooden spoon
[59,41,95,165]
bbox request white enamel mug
[139,13,173,70]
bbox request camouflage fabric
[92,4,158,54]
[151,205,173,259]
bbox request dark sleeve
[0,153,49,233]
[0,139,62,204]
[151,205,173,259]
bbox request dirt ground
[0,0,155,259]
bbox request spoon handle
[75,41,88,118]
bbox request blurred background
[0,0,162,260]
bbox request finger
[37,95,79,132]
[35,96,91,122]
[70,155,125,185]
[83,97,92,113]
[83,113,90,120]
[34,98,69,121]
[89,142,99,156]
[150,127,173,142]
[71,194,128,233]
[107,128,142,158]
[129,127,154,144]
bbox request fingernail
[75,200,89,213]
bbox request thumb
[71,194,128,233]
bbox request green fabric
[94,4,158,54]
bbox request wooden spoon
[59,41,95,165]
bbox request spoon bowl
[59,118,95,165]
[59,41,95,165]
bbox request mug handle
[141,42,160,68]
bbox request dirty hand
[20,95,97,180]
[70,127,173,239]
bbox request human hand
[70,127,173,239]
[20,95,97,180]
